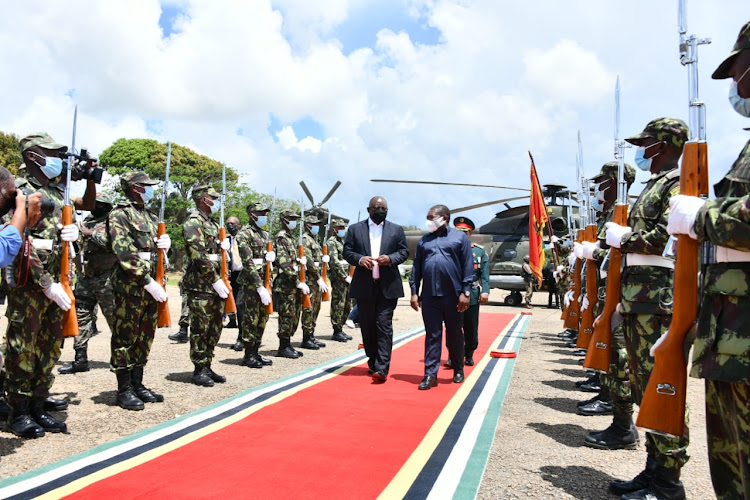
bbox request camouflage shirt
[182,210,221,294]
[236,222,268,289]
[274,229,299,282]
[326,235,349,282]
[619,164,680,315]
[302,232,323,281]
[82,213,117,277]
[108,200,159,291]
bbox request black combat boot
[225,313,238,329]
[192,366,214,387]
[300,336,320,350]
[30,398,67,433]
[131,367,164,403]
[610,455,658,495]
[311,336,326,347]
[576,372,599,387]
[116,370,145,410]
[7,395,45,438]
[584,414,638,450]
[232,331,243,351]
[0,393,10,420]
[44,397,69,411]
[332,330,349,342]
[255,346,273,365]
[577,394,602,408]
[341,331,353,340]
[621,465,685,500]
[577,398,613,416]
[58,347,90,374]
[242,343,263,368]
[168,325,189,343]
[206,365,226,383]
[277,338,302,358]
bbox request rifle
[156,143,172,327]
[299,200,312,309]
[321,208,332,301]
[577,174,598,349]
[219,163,237,314]
[585,77,629,372]
[61,107,79,337]
[264,191,277,314]
[636,0,710,438]
[563,229,584,330]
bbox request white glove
[581,241,599,260]
[567,254,576,266]
[650,331,669,357]
[573,242,583,259]
[298,256,307,267]
[322,255,330,263]
[144,280,167,303]
[605,222,632,249]
[668,195,705,239]
[220,238,230,251]
[256,286,271,306]
[581,295,590,312]
[345,276,352,284]
[265,251,276,263]
[44,283,72,311]
[317,277,328,293]
[156,234,171,250]
[563,290,573,308]
[556,265,564,274]
[553,270,559,281]
[550,235,559,243]
[60,224,79,242]
[297,282,310,295]
[578,293,583,304]
[212,279,230,299]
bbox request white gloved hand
[212,279,230,299]
[322,254,330,263]
[567,254,576,266]
[605,222,632,249]
[265,251,276,263]
[345,276,352,284]
[297,282,310,295]
[44,283,72,311]
[553,270,559,280]
[650,331,669,357]
[60,224,79,242]
[220,238,230,251]
[581,295,590,312]
[573,242,583,259]
[156,234,171,250]
[317,277,329,293]
[581,241,599,260]
[563,290,572,308]
[144,280,167,303]
[668,195,705,239]
[298,256,307,267]
[256,286,272,306]
[550,235,559,243]
[578,293,583,304]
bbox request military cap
[95,192,114,206]
[591,161,636,186]
[331,217,348,227]
[19,133,67,154]
[120,171,159,190]
[454,216,475,231]
[713,21,750,80]
[279,209,300,219]
[246,201,270,212]
[304,214,322,224]
[191,184,219,199]
[625,118,689,149]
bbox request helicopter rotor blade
[450,196,529,214]
[371,179,530,192]
[299,181,315,205]
[318,181,341,206]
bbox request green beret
[625,118,689,149]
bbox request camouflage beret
[454,216,475,231]
[331,217,348,227]
[120,171,159,190]
[191,184,219,199]
[246,201,270,212]
[591,161,636,186]
[625,118,689,149]
[279,209,300,219]
[713,21,750,80]
[95,192,114,206]
[19,133,67,154]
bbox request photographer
[0,165,43,268]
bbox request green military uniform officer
[604,118,689,499]
[520,255,534,309]
[300,214,327,350]
[327,217,353,342]
[235,202,274,368]
[182,184,230,387]
[273,209,307,358]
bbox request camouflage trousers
[187,291,224,367]
[301,278,322,337]
[4,288,63,399]
[110,286,157,371]
[705,379,750,499]
[622,312,689,470]
[274,276,302,340]
[525,282,533,305]
[240,285,268,346]
[73,271,116,349]
[179,292,189,329]
[600,323,633,417]
[330,278,351,332]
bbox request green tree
[0,131,22,175]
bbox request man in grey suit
[344,196,409,383]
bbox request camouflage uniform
[520,256,534,306]
[273,210,305,354]
[328,220,352,334]
[300,216,325,347]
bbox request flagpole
[528,151,559,268]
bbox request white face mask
[425,217,445,233]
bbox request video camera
[60,148,105,184]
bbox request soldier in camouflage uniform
[182,185,231,387]
[4,133,95,437]
[300,214,327,350]
[59,193,117,375]
[327,218,353,342]
[605,118,689,499]
[520,255,534,308]
[668,22,750,499]
[273,209,308,358]
[108,171,170,411]
[235,202,274,368]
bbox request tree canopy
[0,132,22,176]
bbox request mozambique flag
[528,152,548,286]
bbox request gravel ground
[0,285,715,499]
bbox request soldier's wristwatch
[463,290,470,297]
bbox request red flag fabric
[528,154,549,285]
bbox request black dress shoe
[418,375,438,390]
[577,399,613,416]
[579,381,601,393]
[453,372,465,383]
[372,370,387,382]
[443,359,453,368]
[368,368,375,375]
[44,397,69,412]
[572,348,587,357]
[577,394,601,408]
[465,357,474,366]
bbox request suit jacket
[343,219,409,300]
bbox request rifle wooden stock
[219,227,237,314]
[299,244,312,309]
[576,225,598,349]
[584,204,628,372]
[321,245,330,301]
[156,222,171,327]
[636,141,708,437]
[264,241,274,314]
[563,230,584,329]
[60,205,79,338]
[349,265,355,279]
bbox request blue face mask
[337,229,346,238]
[255,215,268,227]
[310,226,320,235]
[729,80,750,117]
[38,156,63,179]
[591,198,604,212]
[287,220,297,230]
[634,142,661,172]
[208,199,220,214]
[140,186,154,203]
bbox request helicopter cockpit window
[503,249,517,259]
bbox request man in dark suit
[343,196,409,383]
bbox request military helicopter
[371,179,579,306]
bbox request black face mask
[370,208,387,224]
[227,223,238,236]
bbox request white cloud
[276,126,323,153]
